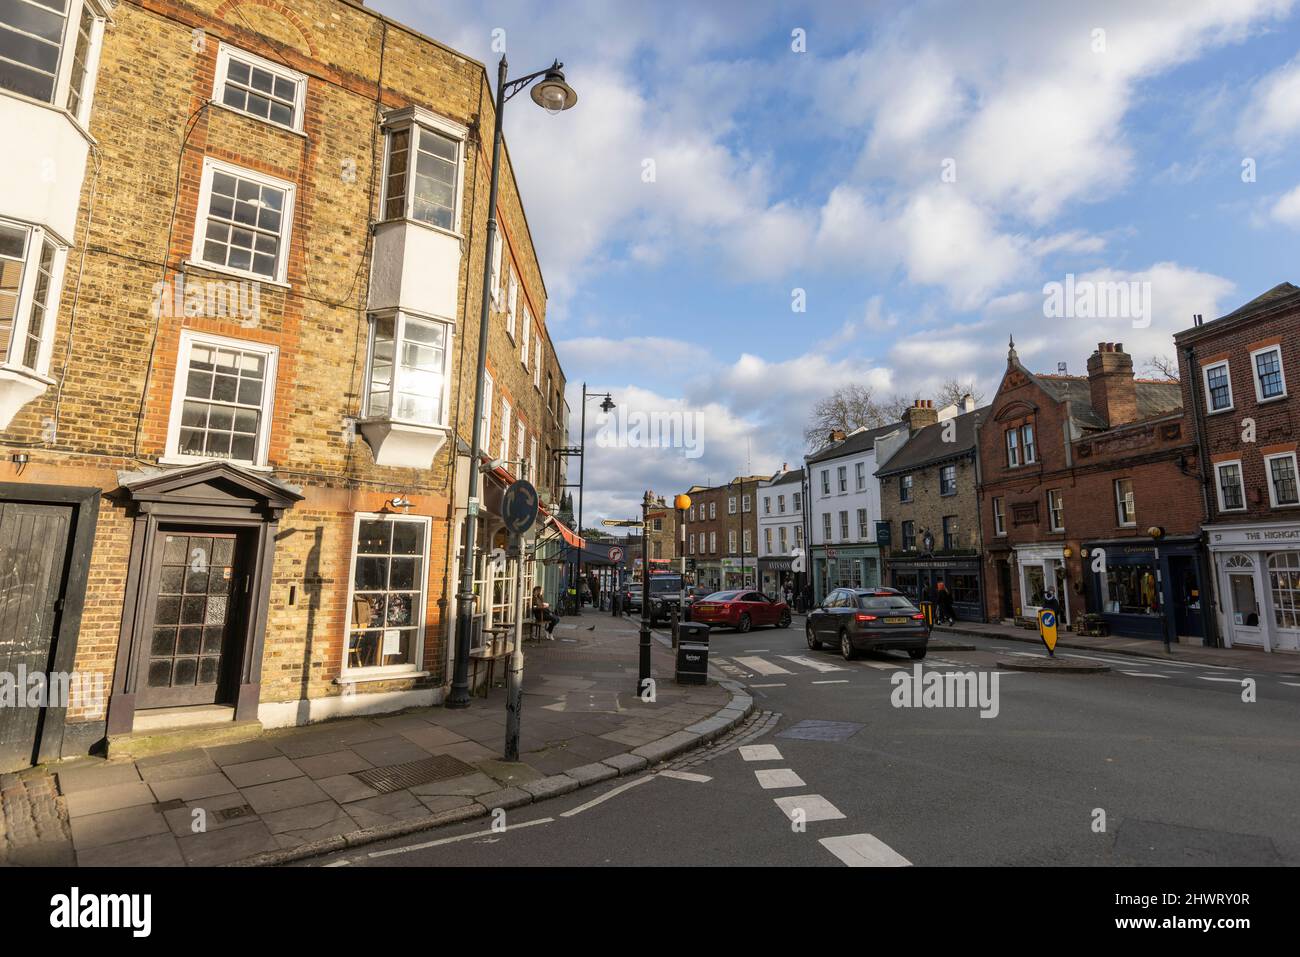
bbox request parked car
[806,588,929,660]
[689,590,792,633]
[624,575,683,616]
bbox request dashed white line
[1119,671,1172,678]
[750,682,787,688]
[754,768,806,789]
[739,744,782,761]
[1198,676,1247,684]
[734,656,793,675]
[812,679,849,685]
[820,833,912,867]
[773,794,845,823]
[778,655,847,673]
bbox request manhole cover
[352,754,478,794]
[216,803,255,822]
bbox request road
[303,617,1300,866]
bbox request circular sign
[1041,610,1056,628]
[501,480,538,535]
[608,546,624,562]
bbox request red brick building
[1175,282,1300,652]
[978,339,1210,643]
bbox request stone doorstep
[106,719,264,761]
[218,690,756,868]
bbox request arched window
[1225,553,1254,570]
[1267,552,1300,630]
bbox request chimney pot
[1086,342,1138,427]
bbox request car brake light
[912,613,925,620]
[855,613,878,621]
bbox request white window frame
[742,494,751,513]
[795,525,803,548]
[213,44,307,133]
[855,461,865,491]
[728,496,736,515]
[837,466,847,493]
[163,329,279,468]
[709,502,716,519]
[1047,488,1064,531]
[993,496,1006,536]
[490,233,504,307]
[0,217,66,380]
[839,510,849,540]
[380,109,467,235]
[764,527,772,554]
[499,398,511,462]
[478,370,493,449]
[533,337,541,389]
[1264,451,1300,509]
[1022,424,1037,464]
[190,157,296,285]
[1114,478,1136,527]
[341,511,431,678]
[361,309,453,429]
[529,436,537,483]
[822,513,832,541]
[0,0,105,126]
[1214,459,1247,513]
[506,266,517,338]
[1250,344,1287,404]
[779,526,788,552]
[1202,360,1233,414]
[709,531,716,552]
[521,305,531,367]
[742,529,750,552]
[1006,428,1021,467]
[857,507,868,539]
[777,494,785,513]
[515,420,525,477]
[728,530,736,554]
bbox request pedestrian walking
[935,580,956,625]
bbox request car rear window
[857,596,918,611]
[704,591,741,601]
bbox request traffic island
[995,656,1109,673]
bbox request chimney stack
[1086,342,1138,427]
[960,393,975,413]
[904,399,939,433]
[828,429,847,443]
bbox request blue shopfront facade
[1082,536,1205,642]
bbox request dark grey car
[806,588,930,660]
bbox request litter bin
[676,622,710,685]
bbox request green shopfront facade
[811,544,882,601]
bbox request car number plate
[885,616,909,624]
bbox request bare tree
[1140,354,1180,382]
[804,384,890,448]
[934,378,986,409]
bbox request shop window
[1023,565,1046,608]
[950,573,978,605]
[1104,563,1158,615]
[1267,552,1300,629]
[346,515,428,670]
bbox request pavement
[932,617,1300,674]
[0,615,750,867]
[300,615,1300,867]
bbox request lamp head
[530,63,578,114]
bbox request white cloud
[1270,183,1300,227]
[1238,53,1300,150]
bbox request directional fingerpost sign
[1038,608,1058,656]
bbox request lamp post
[674,493,691,645]
[573,384,615,615]
[448,56,578,709]
[638,490,654,696]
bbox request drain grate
[352,754,478,794]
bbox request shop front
[1082,536,1205,643]
[1012,543,1071,626]
[694,559,722,594]
[721,556,757,590]
[1205,521,1300,652]
[758,556,798,600]
[812,545,881,602]
[887,555,983,621]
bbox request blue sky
[375,0,1300,524]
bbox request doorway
[997,560,1013,619]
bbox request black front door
[997,561,1013,619]
[0,503,73,772]
[138,529,251,709]
[1168,556,1205,639]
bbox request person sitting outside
[532,586,559,637]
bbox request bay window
[0,217,65,426]
[1,0,104,124]
[382,118,463,231]
[363,311,450,427]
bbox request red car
[689,590,791,633]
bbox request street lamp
[573,384,615,615]
[449,55,578,709]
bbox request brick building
[977,339,1206,642]
[877,398,986,619]
[681,475,767,592]
[1175,282,1300,652]
[0,0,567,769]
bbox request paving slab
[224,755,304,788]
[178,820,280,865]
[76,831,184,868]
[291,749,373,779]
[65,781,156,818]
[239,776,329,815]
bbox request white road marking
[734,656,793,675]
[778,655,846,673]
[750,682,787,688]
[560,775,655,817]
[658,770,712,783]
[324,859,351,867]
[368,816,554,858]
[1119,671,1172,678]
[773,794,845,823]
[1058,650,1234,672]
[743,649,771,653]
[755,768,806,789]
[861,661,904,670]
[812,679,849,685]
[820,833,912,867]
[739,744,782,762]
[1198,676,1247,684]
[1281,682,1300,688]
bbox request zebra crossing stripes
[777,655,847,673]
[733,655,793,675]
[820,833,912,867]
